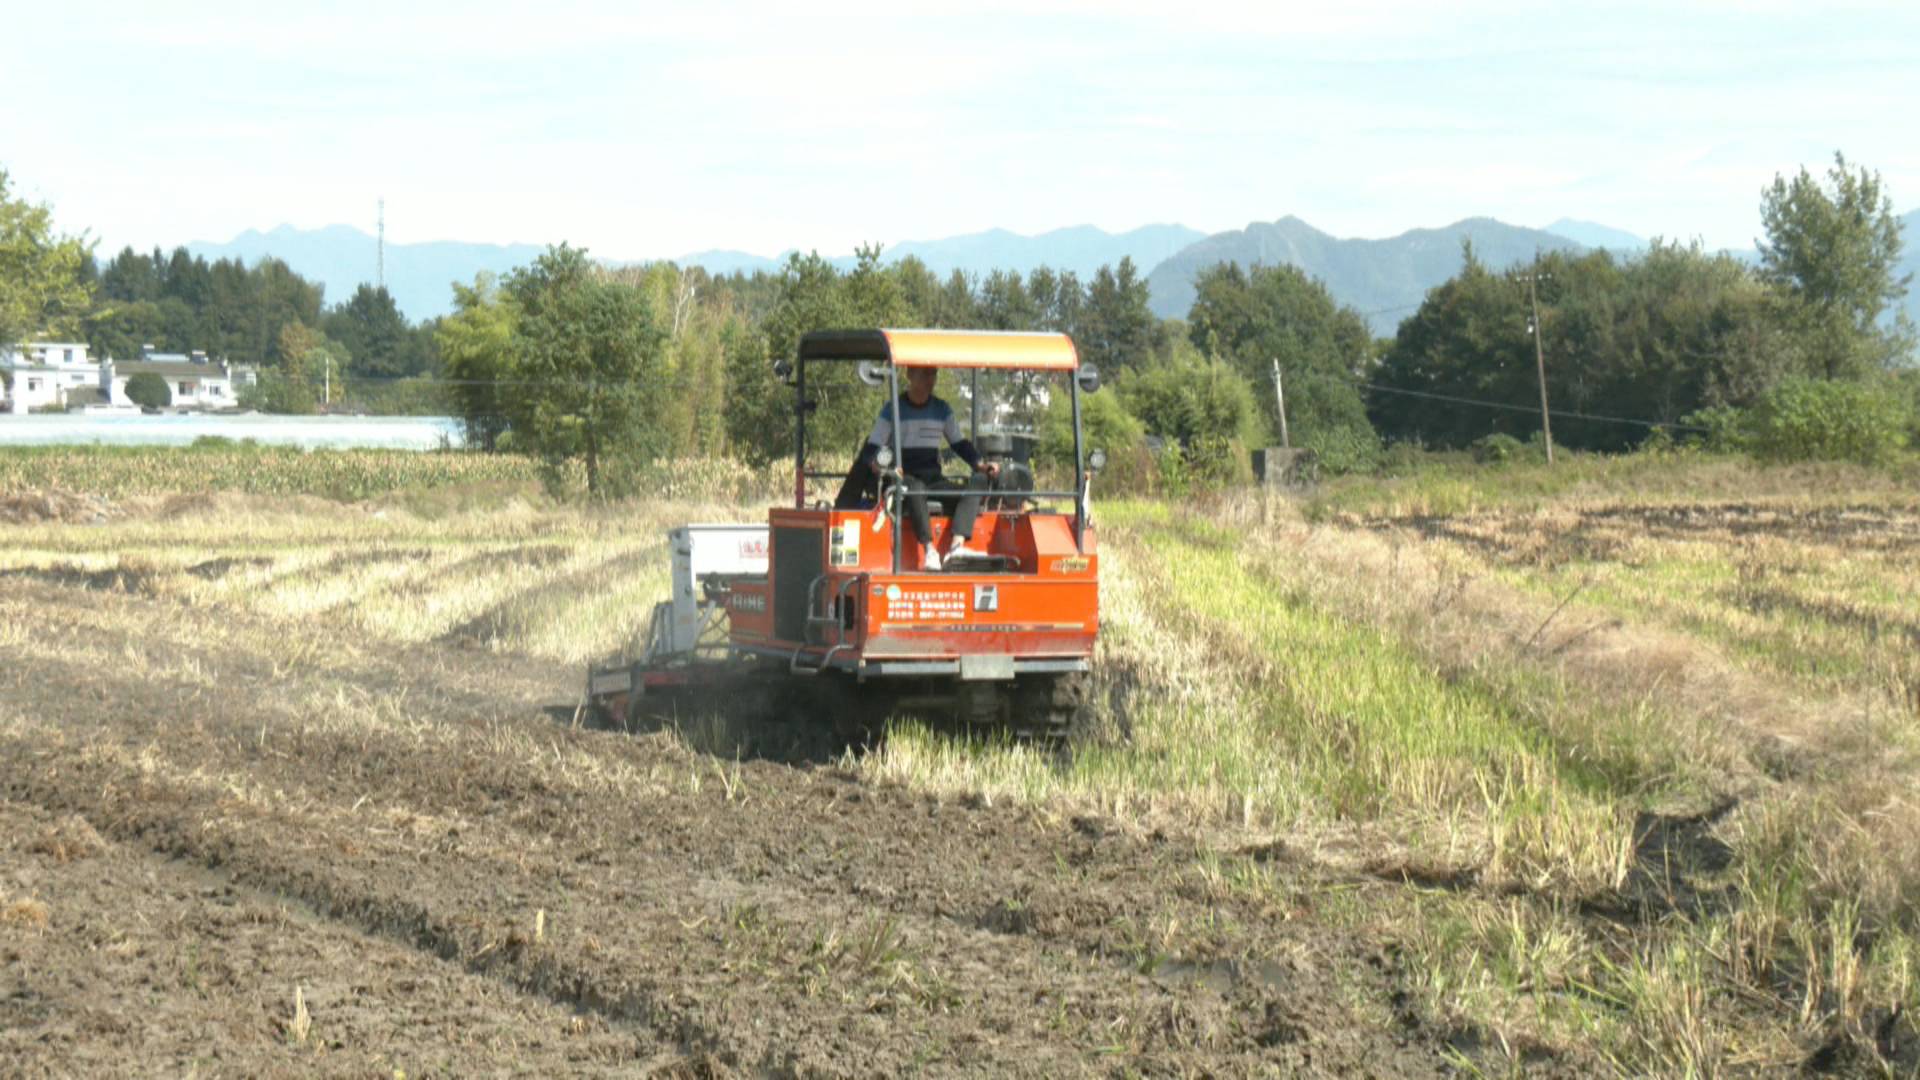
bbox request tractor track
[0,579,1536,1076]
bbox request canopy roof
[796,329,1079,371]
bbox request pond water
[0,414,466,450]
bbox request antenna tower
[376,198,386,291]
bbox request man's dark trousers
[899,471,1006,547]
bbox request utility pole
[1270,358,1290,449]
[1516,266,1554,465]
[323,352,333,409]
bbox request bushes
[124,372,171,409]
[1750,378,1911,464]
[1038,388,1144,470]
[1683,378,1913,464]
[238,371,319,414]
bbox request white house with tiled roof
[4,340,251,412]
[0,341,100,413]
[103,346,241,409]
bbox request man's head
[905,366,937,405]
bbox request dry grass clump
[29,814,106,863]
[3,897,51,931]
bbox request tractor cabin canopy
[794,329,1080,371]
[783,328,1098,557]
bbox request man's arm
[863,401,894,472]
[942,407,992,473]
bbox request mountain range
[676,224,1207,283]
[184,211,1920,336]
[186,225,546,328]
[1145,216,1588,332]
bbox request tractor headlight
[1088,448,1107,472]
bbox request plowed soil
[0,575,1534,1077]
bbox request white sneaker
[922,544,942,571]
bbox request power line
[322,367,1710,435]
[1295,368,1709,433]
[1361,381,1705,432]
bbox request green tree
[1118,341,1264,446]
[931,269,979,328]
[1372,245,1539,449]
[435,272,518,449]
[87,247,323,365]
[325,284,419,378]
[1742,376,1911,464]
[0,167,94,347]
[1186,262,1377,452]
[978,270,1039,330]
[274,320,350,411]
[1038,382,1144,468]
[124,371,171,409]
[1374,240,1805,453]
[238,370,318,414]
[1758,152,1913,378]
[505,245,667,494]
[749,252,869,467]
[1079,258,1159,373]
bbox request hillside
[1543,217,1645,252]
[179,211,1919,337]
[673,224,1206,281]
[882,223,1206,279]
[188,223,1205,321]
[186,226,544,325]
[1143,216,1585,333]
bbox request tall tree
[978,270,1039,330]
[1758,152,1913,377]
[930,269,978,328]
[325,284,417,378]
[0,167,93,346]
[1119,341,1263,446]
[1371,245,1535,449]
[1186,262,1375,460]
[505,246,667,493]
[437,273,518,450]
[1078,257,1159,373]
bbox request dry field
[2,456,1917,1076]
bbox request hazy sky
[6,1,1916,259]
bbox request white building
[4,340,247,412]
[103,347,241,410]
[1,341,101,414]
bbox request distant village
[0,341,259,415]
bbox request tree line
[4,155,1914,482]
[432,152,1920,484]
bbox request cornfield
[0,446,792,503]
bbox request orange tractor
[586,328,1106,739]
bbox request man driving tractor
[853,366,1007,570]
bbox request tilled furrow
[0,799,663,1078]
[1,581,1464,1075]
[2,724,1322,1076]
